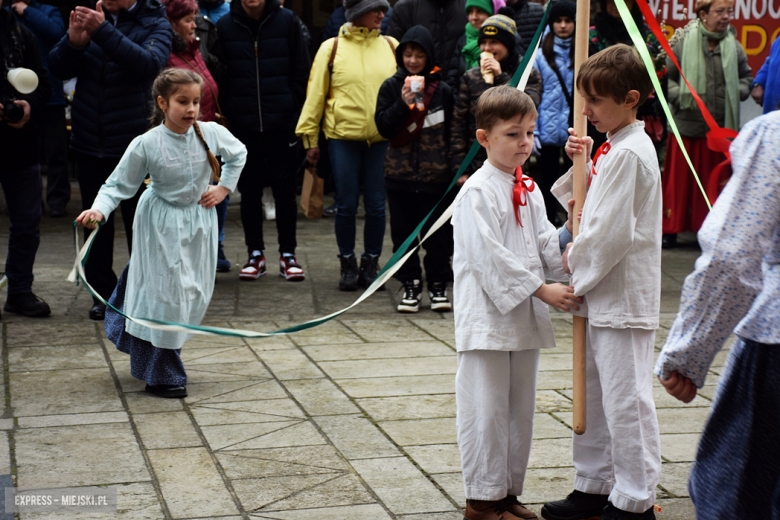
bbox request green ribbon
[70,1,553,338]
[614,0,711,210]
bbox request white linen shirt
[452,160,569,352]
[655,111,780,387]
[561,121,663,329]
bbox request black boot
[339,254,359,292]
[599,503,655,520]
[4,292,51,318]
[358,254,385,291]
[541,490,609,520]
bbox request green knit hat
[465,0,494,16]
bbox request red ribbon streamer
[589,142,611,187]
[513,167,536,226]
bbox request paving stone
[338,374,455,398]
[11,369,123,417]
[186,362,273,384]
[256,350,325,380]
[20,482,165,520]
[8,344,108,372]
[216,445,350,479]
[535,370,575,390]
[272,321,363,346]
[18,412,128,428]
[234,473,374,512]
[183,346,259,365]
[407,318,456,346]
[533,413,572,439]
[398,513,463,520]
[521,467,576,504]
[203,420,326,451]
[652,385,714,409]
[656,408,710,434]
[350,457,455,514]
[191,399,305,426]
[124,392,184,414]
[660,462,693,498]
[655,498,697,519]
[357,395,456,421]
[536,390,573,413]
[249,503,392,519]
[429,472,465,508]
[134,412,202,449]
[660,434,701,462]
[0,432,9,474]
[15,423,148,488]
[405,444,461,474]
[283,378,361,416]
[341,319,437,343]
[315,415,400,460]
[379,418,457,446]
[148,447,240,518]
[185,379,287,405]
[538,354,573,372]
[6,323,98,347]
[528,438,573,469]
[321,357,457,380]
[303,341,454,362]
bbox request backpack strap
[328,36,339,73]
[384,35,395,55]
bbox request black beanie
[548,0,577,31]
[478,14,517,54]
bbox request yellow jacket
[295,24,398,148]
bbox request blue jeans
[2,164,42,295]
[328,139,388,257]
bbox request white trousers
[456,349,539,501]
[572,325,661,513]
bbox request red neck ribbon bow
[513,167,536,226]
[589,142,611,187]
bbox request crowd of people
[1,0,779,517]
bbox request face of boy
[159,83,201,134]
[479,38,508,62]
[477,113,536,174]
[467,7,490,30]
[579,86,640,136]
[402,46,427,75]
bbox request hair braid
[192,121,221,182]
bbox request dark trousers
[2,164,42,295]
[386,188,453,285]
[236,132,298,255]
[76,152,143,301]
[536,145,572,224]
[41,106,71,210]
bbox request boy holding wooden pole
[542,44,663,520]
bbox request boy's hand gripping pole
[571,0,591,436]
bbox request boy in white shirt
[542,44,662,520]
[453,85,582,520]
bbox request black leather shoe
[662,233,677,249]
[541,490,609,520]
[145,384,187,398]
[4,292,51,317]
[89,302,106,321]
[50,206,66,218]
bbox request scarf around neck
[462,23,482,70]
[680,20,739,130]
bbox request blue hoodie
[754,37,780,115]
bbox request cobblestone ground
[0,190,719,519]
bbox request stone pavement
[0,191,720,519]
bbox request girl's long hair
[151,68,221,182]
[542,30,575,72]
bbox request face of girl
[159,82,201,134]
[353,8,385,30]
[479,38,508,62]
[467,7,490,30]
[700,0,734,33]
[553,16,575,38]
[402,45,427,75]
[171,13,197,41]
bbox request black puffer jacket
[195,14,223,82]
[386,0,466,80]
[216,0,310,135]
[49,0,171,158]
[450,50,542,177]
[376,25,454,193]
[0,9,51,171]
[507,0,544,50]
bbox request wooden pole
[571,0,591,436]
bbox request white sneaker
[397,280,422,313]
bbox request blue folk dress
[94,122,247,385]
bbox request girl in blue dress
[76,68,247,398]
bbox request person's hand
[456,173,469,186]
[199,185,229,209]
[565,198,575,233]
[11,2,28,15]
[401,82,414,105]
[1,100,31,129]
[482,55,502,76]
[76,209,105,229]
[751,84,764,106]
[562,242,573,274]
[306,146,320,165]
[68,10,90,47]
[75,1,105,36]
[659,371,697,403]
[534,283,583,312]
[564,127,593,161]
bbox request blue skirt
[105,264,188,386]
[689,337,780,519]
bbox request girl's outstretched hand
[76,209,104,229]
[199,185,230,209]
[659,371,697,403]
[564,128,593,161]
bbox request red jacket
[167,39,219,122]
